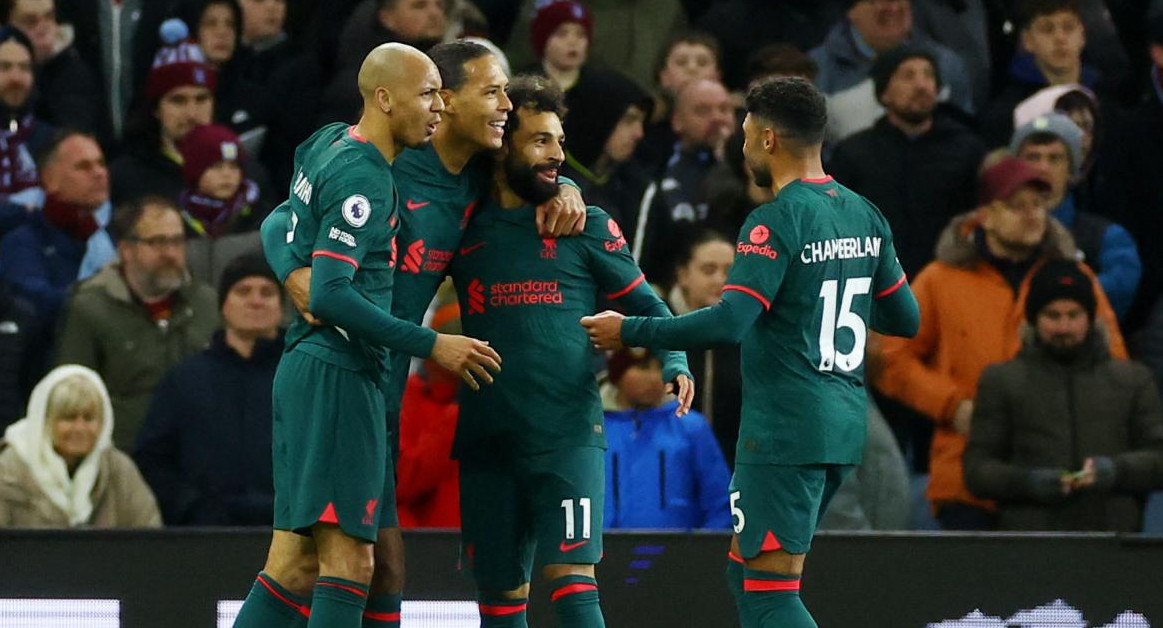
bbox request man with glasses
[56,194,218,450]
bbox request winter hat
[178,124,245,187]
[218,251,279,309]
[531,0,593,59]
[1025,259,1097,323]
[1010,112,1084,178]
[605,347,657,385]
[563,67,653,169]
[145,18,217,102]
[978,156,1051,205]
[870,45,940,100]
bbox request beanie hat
[531,0,593,59]
[1025,259,1097,323]
[218,251,279,310]
[145,19,217,102]
[178,124,245,187]
[978,155,1051,205]
[605,347,657,385]
[1010,112,1084,178]
[870,45,940,100]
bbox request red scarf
[179,179,259,238]
[42,195,99,241]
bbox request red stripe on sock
[256,575,311,617]
[318,581,368,598]
[727,551,744,564]
[551,583,598,601]
[480,603,527,616]
[744,578,801,592]
[362,610,401,621]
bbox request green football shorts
[730,463,853,556]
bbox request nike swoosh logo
[459,242,486,256]
[405,199,430,211]
[559,540,589,552]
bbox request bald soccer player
[233,43,502,628]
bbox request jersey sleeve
[583,208,646,299]
[872,231,908,299]
[260,200,303,282]
[722,203,791,310]
[310,164,396,270]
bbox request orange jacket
[396,374,460,529]
[873,213,1127,510]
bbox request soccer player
[233,43,503,628]
[448,74,694,628]
[581,77,921,628]
[250,42,588,628]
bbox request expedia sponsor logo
[605,236,627,252]
[737,242,778,259]
[487,280,563,308]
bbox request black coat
[35,45,103,137]
[133,330,282,526]
[0,282,37,431]
[828,115,985,279]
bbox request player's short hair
[1016,0,1081,31]
[35,128,100,171]
[428,40,493,92]
[653,30,722,82]
[744,76,827,147]
[111,194,182,242]
[746,43,818,84]
[503,74,567,144]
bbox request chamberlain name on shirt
[800,236,882,265]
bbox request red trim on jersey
[318,580,368,598]
[800,175,834,184]
[551,583,598,601]
[875,274,907,299]
[607,274,646,300]
[257,575,311,617]
[362,611,401,621]
[744,578,801,592]
[727,551,744,564]
[480,603,528,616]
[312,250,360,269]
[318,502,339,524]
[723,284,771,310]
[347,126,368,143]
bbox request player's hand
[285,267,321,325]
[431,333,502,391]
[536,184,586,237]
[580,310,625,350]
[665,374,695,417]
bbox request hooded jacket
[965,325,1163,531]
[873,211,1127,511]
[603,397,732,530]
[0,365,160,527]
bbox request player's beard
[504,153,559,206]
[748,158,773,189]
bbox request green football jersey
[279,123,401,377]
[724,177,905,466]
[448,204,647,460]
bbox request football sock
[478,592,529,628]
[549,575,605,628]
[726,552,746,618]
[361,592,401,627]
[741,569,816,628]
[233,572,311,627]
[308,577,368,628]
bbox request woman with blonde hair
[0,365,161,527]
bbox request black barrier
[0,530,1160,627]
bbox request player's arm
[260,201,316,323]
[535,175,586,236]
[869,238,919,337]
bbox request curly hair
[503,74,567,144]
[743,76,827,147]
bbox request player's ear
[763,127,777,155]
[439,88,456,114]
[374,86,393,114]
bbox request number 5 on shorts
[730,491,745,534]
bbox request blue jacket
[1052,195,1141,319]
[0,212,87,325]
[604,400,732,530]
[133,330,282,525]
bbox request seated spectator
[910,0,993,114]
[810,0,974,143]
[602,347,731,530]
[526,0,592,92]
[981,0,1106,147]
[239,0,292,65]
[560,67,654,248]
[1011,113,1141,319]
[396,301,461,529]
[665,230,742,464]
[111,19,217,207]
[873,156,1128,530]
[0,365,161,527]
[0,279,37,430]
[0,27,50,198]
[55,195,218,451]
[828,46,986,279]
[634,78,735,286]
[965,260,1163,532]
[177,124,265,286]
[0,131,115,360]
[703,132,772,242]
[4,0,102,134]
[134,253,281,526]
[744,42,819,91]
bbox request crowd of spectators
[0,0,1162,533]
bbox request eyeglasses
[128,234,186,249]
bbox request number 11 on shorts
[561,498,592,540]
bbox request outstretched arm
[583,289,765,351]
